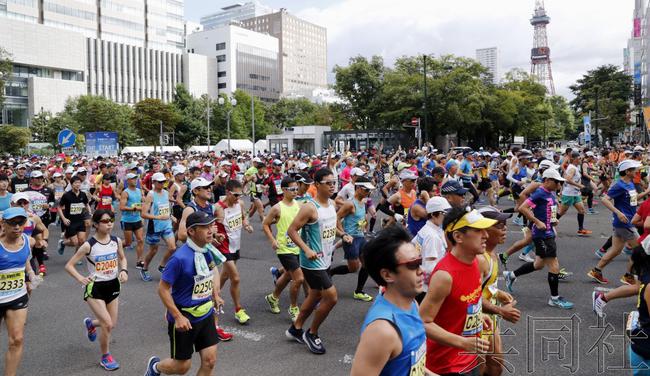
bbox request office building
[200,2,273,30]
[476,47,500,84]
[240,9,327,97]
[186,24,280,102]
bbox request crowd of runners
[2,142,650,375]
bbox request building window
[216,54,226,62]
[218,83,226,89]
[216,42,226,50]
[217,71,226,77]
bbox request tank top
[0,192,12,217]
[361,294,427,376]
[0,234,30,304]
[181,181,192,204]
[96,185,114,210]
[122,187,142,223]
[300,199,337,270]
[513,164,527,182]
[343,199,366,238]
[399,189,416,216]
[561,164,581,196]
[406,199,426,236]
[426,252,482,374]
[481,252,499,336]
[276,201,300,255]
[23,218,34,237]
[188,200,215,219]
[150,190,172,232]
[217,201,243,254]
[85,235,119,282]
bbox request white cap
[173,166,186,175]
[218,171,229,178]
[30,170,43,178]
[52,172,62,178]
[297,162,308,170]
[586,151,595,157]
[16,164,26,170]
[191,177,213,191]
[272,159,283,166]
[491,152,500,158]
[350,167,365,177]
[634,145,645,151]
[203,161,213,167]
[65,167,74,174]
[11,192,30,203]
[538,160,557,170]
[542,168,566,181]
[399,170,418,181]
[152,172,167,182]
[426,197,452,214]
[77,167,87,173]
[219,160,232,167]
[354,181,375,190]
[126,173,138,179]
[619,159,642,172]
[253,157,262,163]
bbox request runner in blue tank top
[351,226,427,376]
[120,173,145,270]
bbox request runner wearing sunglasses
[351,226,428,376]
[57,175,91,256]
[419,206,496,376]
[215,179,253,325]
[0,207,36,376]
[64,209,128,371]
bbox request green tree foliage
[0,125,30,154]
[570,65,632,143]
[0,47,12,108]
[333,55,385,129]
[172,85,208,148]
[132,98,181,150]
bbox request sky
[185,0,634,98]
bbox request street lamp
[218,96,237,153]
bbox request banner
[583,116,591,143]
[85,132,119,156]
[644,107,650,130]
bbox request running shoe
[498,253,508,269]
[84,317,97,342]
[158,265,165,273]
[38,264,47,276]
[57,239,65,255]
[518,253,535,263]
[594,248,606,259]
[592,291,607,318]
[234,308,251,324]
[353,292,373,302]
[503,271,516,293]
[100,354,120,371]
[512,216,524,226]
[302,329,326,354]
[285,325,304,344]
[587,208,599,215]
[144,356,161,376]
[270,267,280,285]
[265,294,280,314]
[548,296,574,309]
[135,261,145,270]
[558,268,573,280]
[577,229,593,236]
[623,246,633,256]
[587,269,609,284]
[139,269,152,282]
[620,273,636,285]
[216,326,233,341]
[288,306,300,322]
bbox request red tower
[530,0,556,95]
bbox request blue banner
[583,116,591,143]
[85,132,119,156]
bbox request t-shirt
[608,179,638,229]
[412,221,447,292]
[459,159,472,183]
[525,187,558,239]
[10,176,29,193]
[336,183,355,202]
[637,199,650,242]
[60,190,89,222]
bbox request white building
[476,47,500,84]
[186,24,280,102]
[200,2,273,30]
[266,125,330,154]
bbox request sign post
[57,129,76,148]
[410,117,422,149]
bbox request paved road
[0,198,640,375]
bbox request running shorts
[302,268,333,291]
[533,237,557,259]
[277,254,300,272]
[168,313,218,360]
[84,278,120,303]
[0,294,28,318]
[122,221,143,231]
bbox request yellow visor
[445,209,498,233]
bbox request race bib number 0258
[192,274,213,301]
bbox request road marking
[340,354,354,364]
[220,326,264,342]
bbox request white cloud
[296,0,631,98]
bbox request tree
[570,65,632,144]
[172,85,208,148]
[131,98,181,150]
[0,125,30,154]
[266,98,318,128]
[547,95,575,141]
[0,47,12,108]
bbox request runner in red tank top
[419,206,496,375]
[95,175,116,212]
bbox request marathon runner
[558,151,592,236]
[57,175,91,256]
[9,164,29,193]
[119,172,145,269]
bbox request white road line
[220,326,264,342]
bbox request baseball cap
[542,168,566,181]
[186,211,217,229]
[354,176,375,190]
[426,197,452,214]
[152,172,167,182]
[397,162,411,172]
[11,192,30,204]
[219,160,232,167]
[350,167,365,177]
[538,160,557,170]
[399,170,417,181]
[16,164,26,170]
[203,161,213,167]
[440,180,468,195]
[190,177,213,191]
[30,170,43,178]
[272,159,283,166]
[619,159,642,172]
[173,166,186,175]
[297,162,308,170]
[52,172,63,178]
[253,157,262,163]
[477,206,513,222]
[3,207,27,220]
[126,173,138,179]
[445,209,498,233]
[296,172,314,185]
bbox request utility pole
[251,96,256,156]
[207,98,211,152]
[423,54,428,146]
[159,120,163,152]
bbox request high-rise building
[240,9,327,97]
[200,1,273,30]
[186,24,280,102]
[475,47,500,84]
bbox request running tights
[577,213,585,230]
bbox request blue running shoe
[270,267,280,285]
[100,354,120,371]
[57,239,65,255]
[84,317,97,342]
[594,248,605,259]
[144,356,161,376]
[158,265,165,273]
[548,296,574,309]
[503,271,516,293]
[140,269,152,282]
[512,216,524,226]
[624,246,633,256]
[522,243,534,255]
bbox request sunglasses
[5,218,27,227]
[230,192,243,197]
[320,180,337,186]
[285,187,299,192]
[98,218,115,224]
[397,257,422,271]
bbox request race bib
[158,203,170,217]
[409,342,426,376]
[255,184,263,193]
[132,203,142,210]
[227,212,243,231]
[321,226,336,253]
[630,190,638,207]
[357,218,367,231]
[384,173,391,182]
[462,299,483,336]
[285,231,297,248]
[101,196,112,206]
[14,184,27,192]
[192,272,214,301]
[70,203,84,215]
[94,253,118,278]
[274,179,283,195]
[54,191,64,201]
[550,205,558,223]
[0,270,25,296]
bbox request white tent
[213,139,254,153]
[121,146,182,155]
[254,140,268,153]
